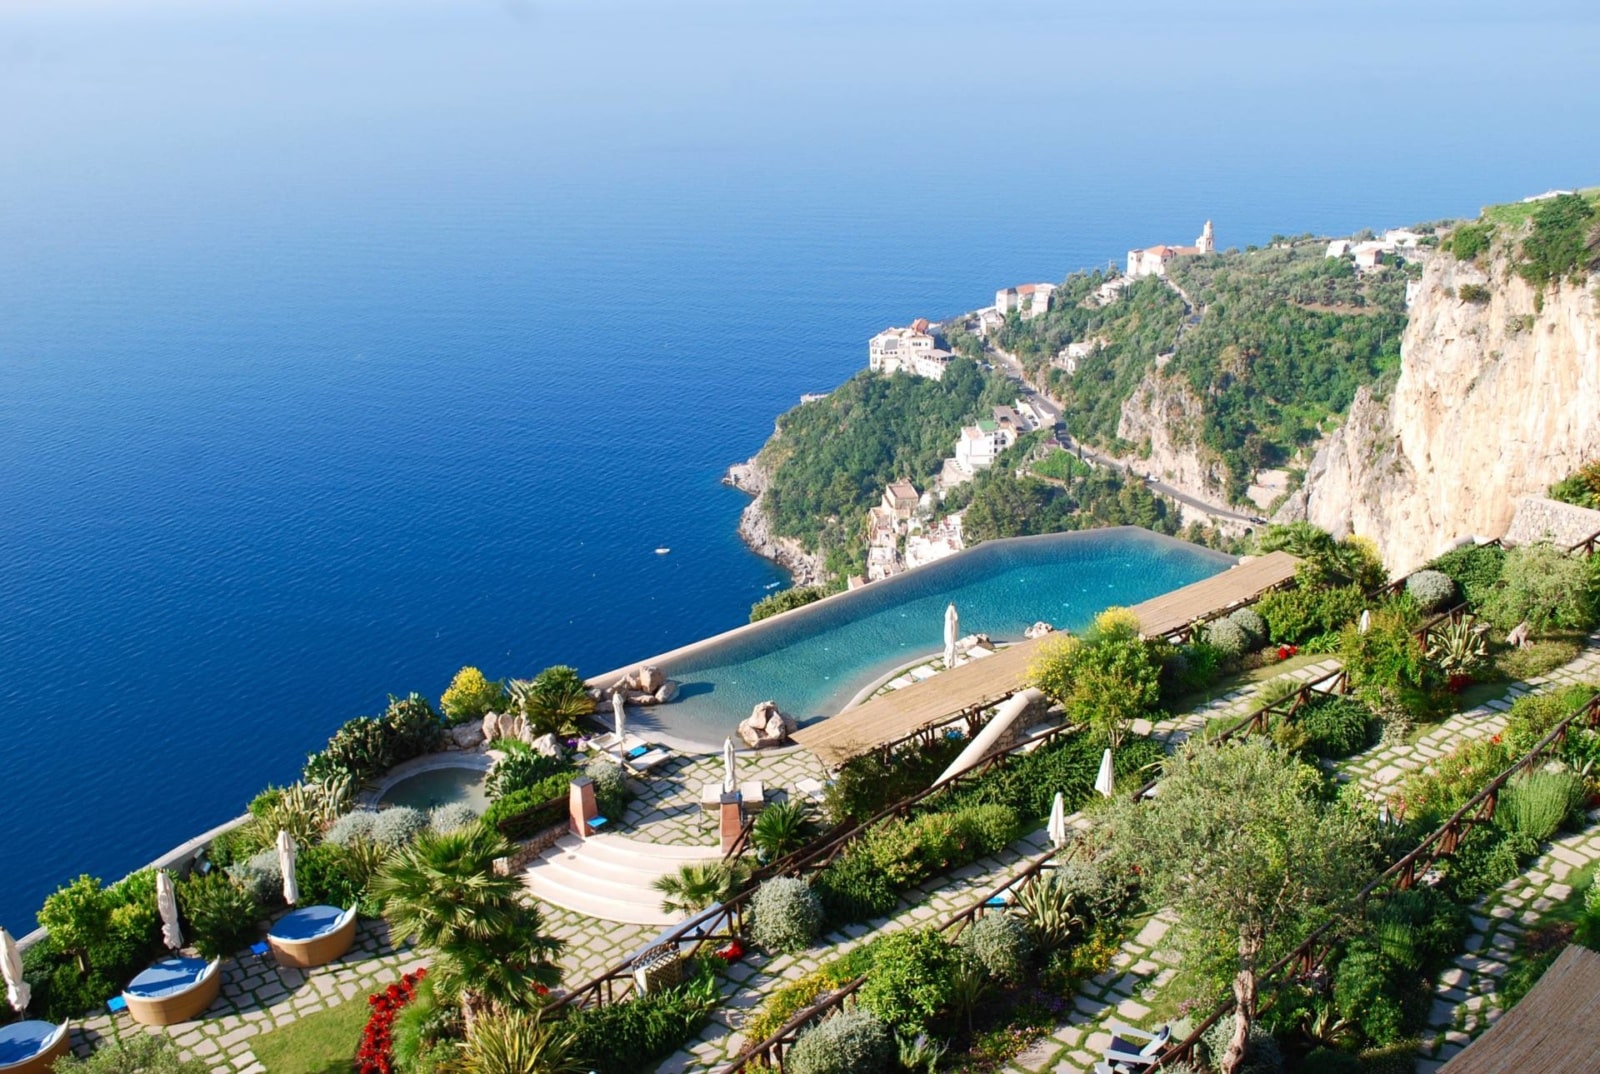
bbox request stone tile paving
[1412,819,1600,1073]
[618,747,832,848]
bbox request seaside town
[8,7,1600,1074]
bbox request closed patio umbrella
[1359,609,1371,634]
[1047,792,1068,850]
[723,737,737,795]
[943,603,960,668]
[612,691,627,762]
[1,927,29,1013]
[1094,748,1115,799]
[277,829,300,907]
[156,870,183,951]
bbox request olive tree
[1030,608,1161,747]
[1102,739,1377,1074]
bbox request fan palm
[750,800,815,861]
[373,823,525,948]
[651,861,746,915]
[446,1009,586,1074]
[433,909,564,1016]
[509,666,594,739]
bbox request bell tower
[1196,220,1215,255]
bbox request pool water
[378,766,490,813]
[631,528,1232,745]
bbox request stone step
[523,862,682,926]
[574,833,721,865]
[535,841,693,887]
[521,834,720,926]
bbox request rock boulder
[739,700,797,749]
[528,732,565,759]
[450,723,485,750]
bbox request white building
[954,419,1014,474]
[905,514,964,570]
[868,319,953,380]
[995,283,1057,320]
[1127,221,1215,278]
[1053,338,1103,374]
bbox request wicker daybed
[122,957,221,1026]
[267,905,357,969]
[0,1020,70,1074]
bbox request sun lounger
[794,777,830,801]
[122,957,222,1026]
[624,747,672,773]
[268,905,358,969]
[1101,1022,1169,1071]
[588,732,648,754]
[738,780,765,813]
[0,1020,70,1074]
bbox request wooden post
[569,776,599,838]
[720,791,743,854]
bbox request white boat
[763,581,781,589]
[655,547,671,555]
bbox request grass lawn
[252,996,367,1074]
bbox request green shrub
[584,757,631,817]
[371,806,429,847]
[1258,583,1366,644]
[854,928,961,1040]
[390,975,456,1074]
[823,736,966,824]
[1516,192,1600,291]
[750,878,824,954]
[750,585,829,623]
[304,694,445,785]
[482,776,571,839]
[206,824,254,869]
[1229,607,1268,647]
[1405,570,1456,612]
[36,875,112,975]
[565,970,718,1074]
[1201,1018,1284,1074]
[1456,283,1491,304]
[1495,768,1586,842]
[1438,825,1538,902]
[227,849,283,908]
[1161,640,1226,699]
[1297,695,1375,758]
[1204,617,1251,659]
[1357,1039,1423,1074]
[325,810,379,846]
[1301,1047,1364,1074]
[52,1034,208,1074]
[1340,605,1433,699]
[814,851,898,924]
[485,747,568,800]
[1397,737,1514,828]
[1504,685,1595,753]
[294,841,369,909]
[1485,543,1594,632]
[956,912,1034,984]
[1332,938,1411,1046]
[1427,543,1505,610]
[178,872,260,959]
[1444,221,1493,262]
[784,1009,894,1074]
[428,802,480,835]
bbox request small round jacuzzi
[268,904,358,969]
[122,957,221,1026]
[0,1021,69,1074]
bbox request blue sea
[2,0,1597,929]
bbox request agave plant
[1425,616,1489,674]
[509,666,594,739]
[1012,871,1086,952]
[449,1009,586,1074]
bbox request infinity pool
[624,528,1232,747]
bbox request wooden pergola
[1438,945,1600,1073]
[1123,550,1299,639]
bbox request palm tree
[750,800,815,861]
[447,1009,586,1074]
[651,861,746,915]
[374,823,563,1022]
[508,666,594,739]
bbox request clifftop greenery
[996,243,1409,503]
[758,357,1013,574]
[1446,190,1600,296]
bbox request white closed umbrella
[277,829,300,907]
[723,737,737,795]
[943,602,960,668]
[1094,748,1115,798]
[612,691,627,762]
[1359,609,1371,635]
[1,927,29,1013]
[1047,792,1068,850]
[156,870,183,951]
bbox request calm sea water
[2,0,1597,927]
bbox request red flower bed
[1276,644,1300,661]
[357,967,427,1074]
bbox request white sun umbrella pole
[156,869,184,951]
[723,737,737,796]
[943,602,960,668]
[277,829,300,907]
[1,927,29,1014]
[1047,792,1068,850]
[1094,747,1115,799]
[612,691,627,763]
[1359,609,1372,634]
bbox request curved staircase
[521,833,720,925]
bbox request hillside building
[1126,220,1215,278]
[868,319,952,380]
[995,283,1057,320]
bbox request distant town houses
[867,318,954,380]
[1325,229,1423,272]
[994,282,1057,320]
[1126,220,1216,278]
[905,514,963,570]
[1053,337,1106,375]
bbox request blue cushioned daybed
[0,1020,69,1074]
[268,905,357,969]
[122,957,221,1026]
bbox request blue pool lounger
[0,1020,70,1074]
[267,905,358,969]
[122,957,222,1026]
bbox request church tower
[1196,220,1215,254]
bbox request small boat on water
[764,581,781,589]
[655,547,671,555]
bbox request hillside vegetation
[998,242,1410,502]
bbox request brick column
[569,776,598,838]
[719,791,743,854]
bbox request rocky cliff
[725,454,828,586]
[1116,365,1231,502]
[1280,249,1600,572]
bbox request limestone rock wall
[1116,368,1231,501]
[1281,251,1600,573]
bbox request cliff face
[725,454,829,586]
[1282,251,1600,572]
[1116,366,1231,502]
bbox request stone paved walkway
[617,747,831,848]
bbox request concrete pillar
[569,776,598,838]
[719,792,743,854]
